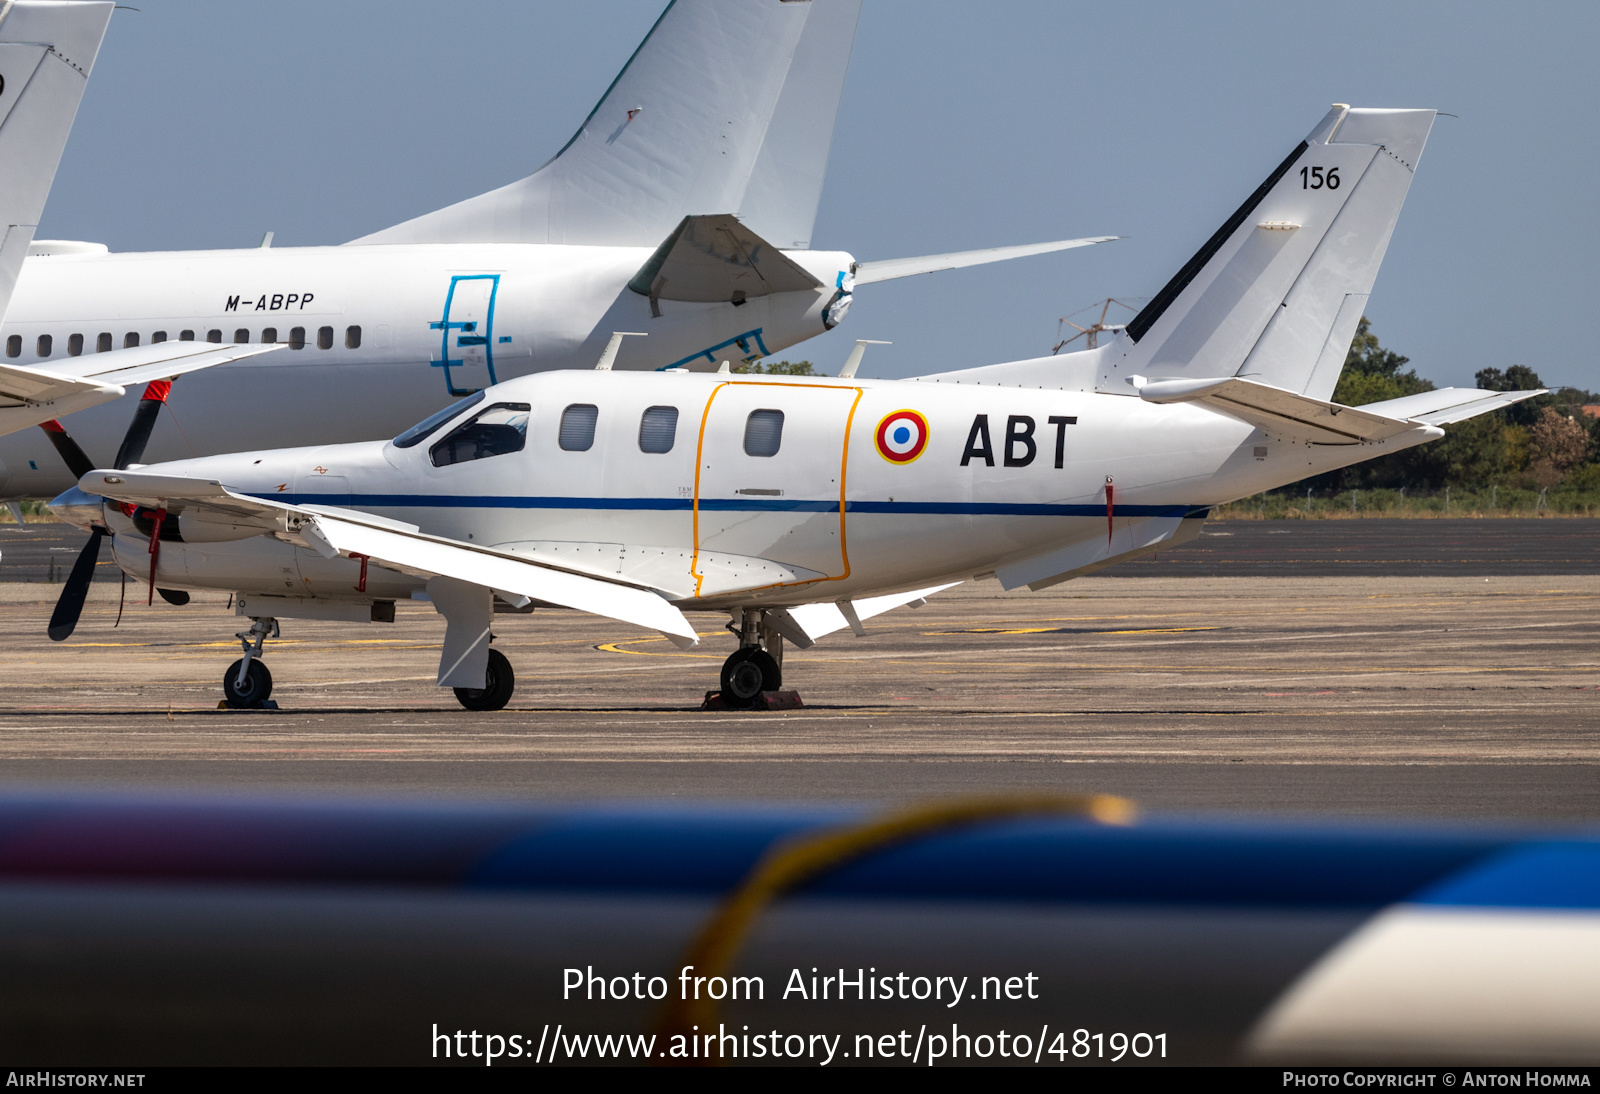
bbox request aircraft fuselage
[0,243,852,498]
[97,368,1430,615]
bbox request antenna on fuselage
[839,339,890,379]
[594,331,647,371]
[258,232,274,249]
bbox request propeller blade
[48,528,105,642]
[38,419,95,480]
[112,380,172,470]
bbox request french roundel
[875,409,929,464]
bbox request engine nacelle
[111,532,423,604]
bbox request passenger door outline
[431,274,501,395]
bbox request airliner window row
[4,325,363,358]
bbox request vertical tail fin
[0,1,113,326]
[351,0,862,249]
[1101,105,1436,399]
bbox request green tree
[1331,317,1433,406]
[1474,364,1548,426]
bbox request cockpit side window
[393,390,486,449]
[430,402,532,467]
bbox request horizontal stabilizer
[1140,375,1428,444]
[74,470,700,648]
[628,214,820,306]
[854,237,1116,285]
[1359,386,1547,426]
[767,583,961,647]
[0,342,283,437]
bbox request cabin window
[743,409,784,457]
[429,402,531,467]
[317,326,333,350]
[151,331,166,343]
[5,336,19,358]
[638,406,679,453]
[207,329,222,343]
[234,329,249,344]
[289,327,305,350]
[68,334,83,356]
[124,333,139,348]
[261,328,277,344]
[345,325,361,349]
[393,390,485,449]
[179,330,194,341]
[36,334,51,357]
[559,404,599,451]
[97,333,112,353]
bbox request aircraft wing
[852,237,1117,285]
[73,470,701,649]
[1140,376,1546,444]
[0,342,283,437]
[764,583,962,648]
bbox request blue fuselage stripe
[258,493,1199,519]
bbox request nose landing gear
[453,648,515,712]
[224,617,278,709]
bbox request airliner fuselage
[0,243,852,498]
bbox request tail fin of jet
[1098,105,1436,400]
[0,1,114,326]
[350,0,862,249]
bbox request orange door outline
[690,380,864,599]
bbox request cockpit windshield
[392,390,486,449]
[430,403,532,467]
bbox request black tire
[223,658,273,709]
[719,647,781,707]
[454,648,515,712]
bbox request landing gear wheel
[454,648,515,712]
[223,658,273,709]
[720,647,781,708]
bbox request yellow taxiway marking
[925,626,1223,637]
[596,632,725,658]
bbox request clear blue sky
[40,1,1600,390]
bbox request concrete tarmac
[2,542,1596,821]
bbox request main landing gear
[710,608,798,710]
[224,617,278,709]
[454,648,515,712]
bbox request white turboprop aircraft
[50,105,1541,711]
[0,0,1110,500]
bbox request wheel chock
[701,690,804,712]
